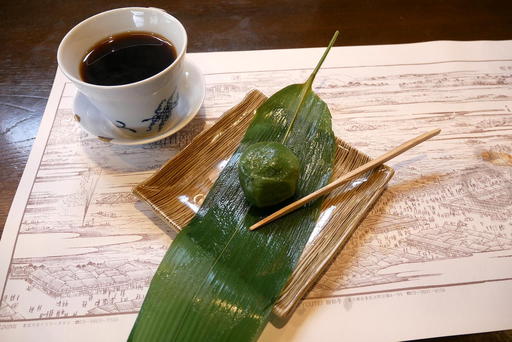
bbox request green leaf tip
[281,31,339,143]
[307,30,339,87]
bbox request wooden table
[1,1,511,341]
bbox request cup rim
[57,7,187,90]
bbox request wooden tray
[133,90,394,320]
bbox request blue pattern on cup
[142,91,179,132]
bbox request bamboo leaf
[129,32,339,342]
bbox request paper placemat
[1,41,511,341]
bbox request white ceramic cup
[57,7,187,137]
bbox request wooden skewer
[249,128,441,231]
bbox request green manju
[238,141,300,207]
[128,31,339,342]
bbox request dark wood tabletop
[1,1,511,341]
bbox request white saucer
[73,59,205,145]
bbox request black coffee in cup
[80,31,177,86]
